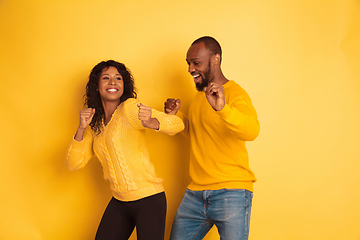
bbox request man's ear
[212,53,221,66]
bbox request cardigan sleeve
[151,108,184,135]
[124,98,184,135]
[65,127,94,171]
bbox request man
[165,36,260,240]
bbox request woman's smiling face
[98,66,124,105]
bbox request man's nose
[188,64,194,73]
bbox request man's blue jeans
[170,188,253,240]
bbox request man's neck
[211,71,229,86]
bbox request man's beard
[195,77,209,91]
[195,63,211,91]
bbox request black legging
[95,192,167,240]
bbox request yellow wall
[1,0,359,239]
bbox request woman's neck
[102,100,120,125]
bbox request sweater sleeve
[65,127,94,171]
[124,98,184,135]
[216,95,260,141]
[151,108,184,135]
[175,111,190,138]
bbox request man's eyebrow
[187,57,200,61]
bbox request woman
[66,60,184,240]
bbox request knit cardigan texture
[66,98,184,201]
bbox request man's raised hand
[204,83,225,111]
[164,98,181,115]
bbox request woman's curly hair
[85,60,137,134]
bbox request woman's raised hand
[137,103,152,126]
[79,108,96,129]
[137,103,159,130]
[74,108,95,141]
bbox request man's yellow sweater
[66,98,184,201]
[177,80,260,192]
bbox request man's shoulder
[225,80,250,98]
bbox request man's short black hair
[192,36,222,61]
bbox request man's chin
[195,85,204,92]
[195,82,208,92]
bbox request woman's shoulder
[120,98,139,116]
[122,97,138,106]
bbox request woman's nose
[109,78,116,85]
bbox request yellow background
[1,0,359,239]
